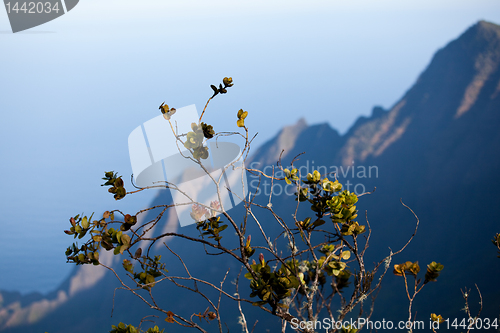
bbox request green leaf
[119,244,128,255]
[146,274,155,285]
[313,170,321,182]
[81,216,89,229]
[341,251,351,260]
[121,234,131,246]
[312,219,325,227]
[123,259,133,273]
[116,231,123,243]
[287,276,300,288]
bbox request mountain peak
[274,117,308,155]
[249,118,308,166]
[287,117,308,132]
[475,20,500,37]
[334,20,500,165]
[452,20,500,59]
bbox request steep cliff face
[2,20,500,332]
[337,20,500,167]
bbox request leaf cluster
[318,245,352,277]
[236,109,248,128]
[393,260,443,283]
[110,322,164,333]
[102,171,126,200]
[287,168,365,237]
[210,77,233,97]
[245,256,300,313]
[123,255,167,290]
[64,213,101,265]
[424,261,444,283]
[159,102,176,120]
[64,209,137,265]
[393,261,420,277]
[181,122,217,160]
[196,216,228,242]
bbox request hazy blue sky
[1,0,499,294]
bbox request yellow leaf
[341,251,351,260]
